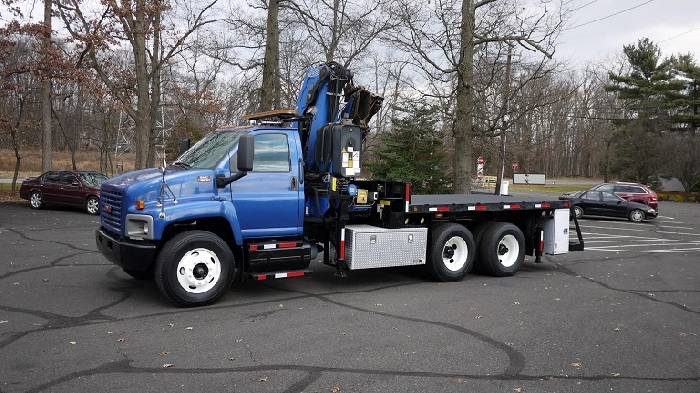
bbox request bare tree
[56,0,221,169]
[390,0,570,193]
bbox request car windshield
[78,172,108,187]
[174,129,244,169]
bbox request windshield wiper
[172,161,191,169]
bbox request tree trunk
[41,0,52,172]
[133,0,151,169]
[453,0,476,194]
[260,0,280,111]
[148,10,163,167]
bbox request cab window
[252,134,290,172]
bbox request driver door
[231,132,304,238]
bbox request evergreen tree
[605,38,685,182]
[671,54,700,132]
[366,101,451,194]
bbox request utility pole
[495,45,513,195]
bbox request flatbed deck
[409,194,570,214]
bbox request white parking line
[656,230,700,236]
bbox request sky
[555,0,700,67]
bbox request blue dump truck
[95,61,584,307]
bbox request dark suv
[590,182,658,210]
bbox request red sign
[512,162,519,170]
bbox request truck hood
[103,167,221,205]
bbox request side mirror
[217,134,254,188]
[237,134,254,172]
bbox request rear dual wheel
[477,222,526,277]
[427,223,476,281]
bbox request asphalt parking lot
[1,200,699,392]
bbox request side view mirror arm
[216,172,248,188]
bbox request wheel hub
[443,245,456,260]
[498,243,509,255]
[176,248,221,294]
[193,263,208,279]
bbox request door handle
[298,158,304,184]
[291,176,298,191]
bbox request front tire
[628,209,645,222]
[30,191,44,209]
[479,222,525,277]
[427,223,475,281]
[155,231,235,307]
[86,196,100,215]
[573,206,584,219]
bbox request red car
[19,171,109,215]
[590,182,658,210]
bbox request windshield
[174,129,244,169]
[78,172,108,187]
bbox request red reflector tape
[504,204,521,210]
[286,271,305,278]
[535,203,551,209]
[249,245,258,251]
[339,228,346,260]
[279,242,297,248]
[437,206,450,212]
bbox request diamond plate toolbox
[345,225,428,270]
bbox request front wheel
[85,196,100,215]
[155,231,235,307]
[573,206,584,219]
[479,222,525,277]
[30,191,44,209]
[628,209,645,222]
[427,223,475,282]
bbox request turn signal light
[136,199,145,210]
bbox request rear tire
[479,222,525,277]
[29,191,44,210]
[573,206,583,219]
[155,231,235,307]
[427,223,475,281]
[471,221,498,273]
[86,196,100,215]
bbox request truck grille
[100,189,123,233]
